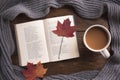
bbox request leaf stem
[58,37,64,59]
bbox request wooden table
[11,6,108,76]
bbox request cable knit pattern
[0,0,120,80]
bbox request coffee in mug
[83,24,111,58]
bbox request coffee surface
[86,27,108,50]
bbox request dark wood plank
[11,6,108,76]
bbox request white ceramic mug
[83,24,111,58]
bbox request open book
[15,15,79,66]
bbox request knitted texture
[0,0,120,80]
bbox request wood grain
[11,6,108,76]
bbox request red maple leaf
[52,18,76,37]
[22,62,47,80]
[52,18,76,59]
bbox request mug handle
[100,49,110,58]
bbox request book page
[44,15,79,62]
[15,20,49,66]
